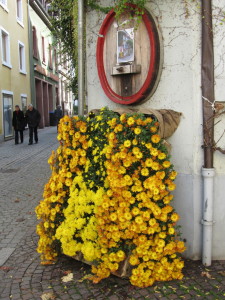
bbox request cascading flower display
[36,107,185,287]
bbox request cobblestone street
[0,127,225,300]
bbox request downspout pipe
[201,0,215,266]
[77,0,85,116]
[201,168,215,266]
[27,1,34,106]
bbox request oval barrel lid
[96,5,162,105]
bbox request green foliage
[73,105,78,115]
[114,0,146,27]
[50,0,77,96]
[86,0,112,14]
[87,0,146,27]
[49,0,147,98]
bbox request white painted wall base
[173,173,202,260]
[212,174,225,259]
[0,134,4,143]
[173,172,225,260]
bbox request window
[1,28,11,68]
[63,54,67,69]
[16,0,23,25]
[54,48,58,72]
[0,0,8,10]
[32,26,38,58]
[48,44,52,69]
[18,41,26,73]
[42,36,45,63]
[2,91,13,138]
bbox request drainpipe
[201,168,215,266]
[201,0,215,266]
[77,0,85,116]
[27,0,34,106]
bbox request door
[55,86,59,106]
[35,78,44,128]
[3,93,13,139]
[48,84,53,112]
[43,82,49,126]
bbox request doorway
[35,78,44,128]
[43,82,49,126]
[3,93,13,139]
[48,84,53,112]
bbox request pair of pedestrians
[12,104,41,145]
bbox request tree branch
[214,147,225,154]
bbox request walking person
[12,105,25,144]
[54,105,63,131]
[25,104,41,145]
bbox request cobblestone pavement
[0,127,225,300]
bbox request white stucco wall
[212,0,225,259]
[86,0,225,260]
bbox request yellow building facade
[0,0,31,140]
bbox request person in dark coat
[25,104,41,145]
[12,105,25,144]
[54,105,63,130]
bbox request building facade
[86,0,225,260]
[29,0,59,128]
[29,0,73,128]
[0,0,31,141]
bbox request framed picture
[117,28,134,64]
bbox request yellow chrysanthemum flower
[134,127,142,135]
[163,161,171,168]
[170,213,179,222]
[135,216,143,225]
[117,250,126,260]
[129,255,139,266]
[150,126,157,133]
[132,207,140,216]
[158,153,166,160]
[168,227,175,235]
[132,139,138,145]
[151,134,160,143]
[141,168,149,176]
[124,140,131,147]
[109,213,117,222]
[127,117,135,126]
[136,152,143,159]
[149,218,157,226]
[124,212,132,221]
[168,183,176,191]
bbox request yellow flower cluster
[55,176,105,261]
[36,115,89,263]
[36,107,185,287]
[90,112,185,287]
